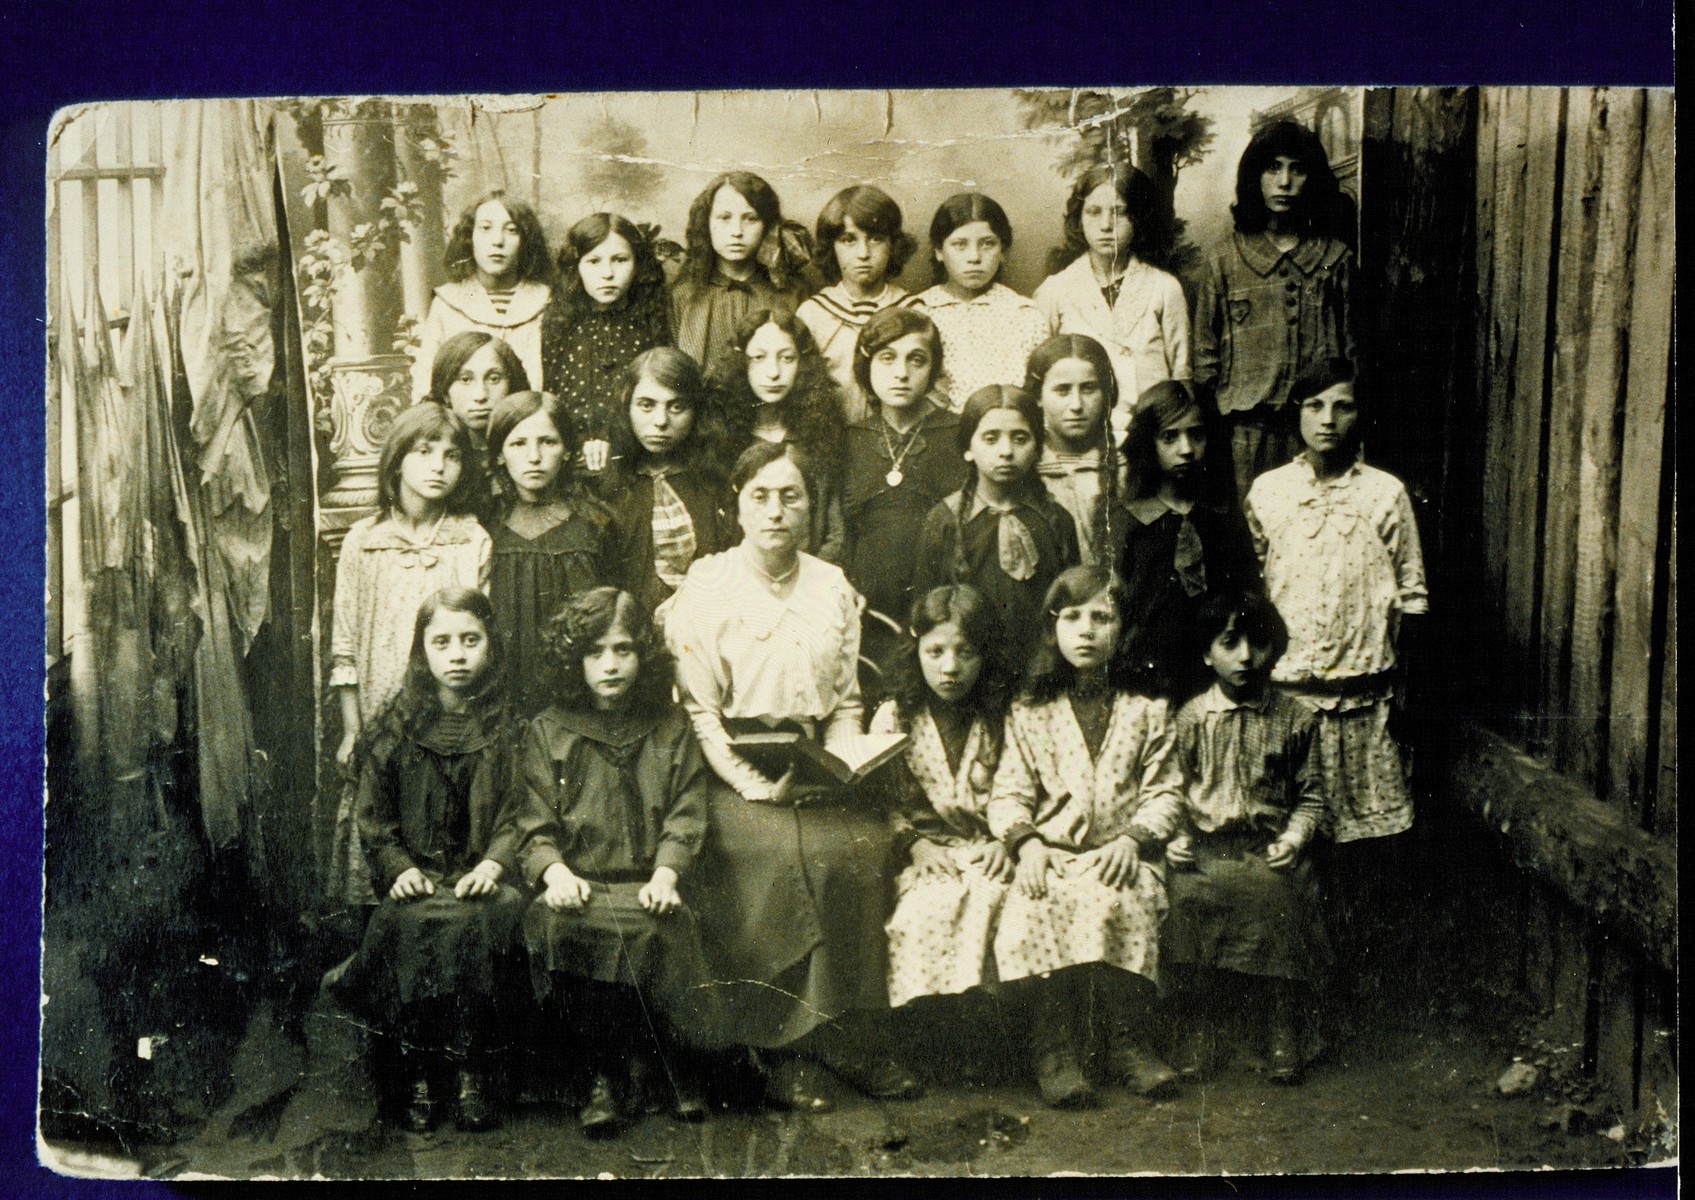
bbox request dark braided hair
[1024,334,1121,560]
[949,384,1046,583]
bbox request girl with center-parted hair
[662,440,923,1114]
[903,192,1050,411]
[484,390,620,718]
[1193,120,1356,496]
[326,404,493,904]
[597,346,736,615]
[709,307,847,564]
[912,384,1080,669]
[1027,332,1129,569]
[669,171,811,371]
[330,586,540,1135]
[988,565,1185,1109]
[796,184,917,423]
[539,213,673,470]
[1034,165,1191,443]
[412,190,555,403]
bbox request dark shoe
[826,1052,925,1101]
[403,1076,438,1133]
[761,1055,833,1113]
[579,1073,624,1136]
[1267,1018,1304,1085]
[1109,1034,1180,1099]
[1035,1045,1096,1109]
[455,1068,498,1131]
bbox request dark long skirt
[693,783,894,1048]
[332,878,527,1025]
[522,883,719,1046]
[1163,836,1329,982]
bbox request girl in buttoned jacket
[1192,121,1355,497]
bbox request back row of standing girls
[325,117,1416,1120]
[409,119,1351,484]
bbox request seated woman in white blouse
[663,440,922,1113]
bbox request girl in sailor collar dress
[412,191,555,405]
[1034,166,1191,445]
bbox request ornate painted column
[318,99,410,527]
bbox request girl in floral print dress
[875,584,1019,1009]
[988,565,1184,1108]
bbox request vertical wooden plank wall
[1463,86,1676,1131]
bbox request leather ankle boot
[1030,986,1094,1108]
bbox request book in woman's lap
[729,729,909,787]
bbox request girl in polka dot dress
[540,213,672,473]
[988,565,1184,1108]
[904,193,1050,411]
[874,584,1019,1009]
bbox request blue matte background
[0,1,1673,1196]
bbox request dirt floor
[42,986,1656,1182]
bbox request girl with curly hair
[539,213,673,471]
[514,587,720,1134]
[412,190,555,403]
[709,309,846,563]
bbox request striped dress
[795,282,908,424]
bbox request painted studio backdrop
[41,88,1675,1179]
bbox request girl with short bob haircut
[413,190,555,402]
[670,171,810,370]
[904,193,1049,410]
[600,347,736,613]
[1194,121,1355,496]
[540,213,672,463]
[485,391,619,717]
[797,185,917,423]
[1115,379,1262,703]
[1034,166,1191,442]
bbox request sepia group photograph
[30,74,1674,1187]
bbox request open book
[729,729,910,788]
